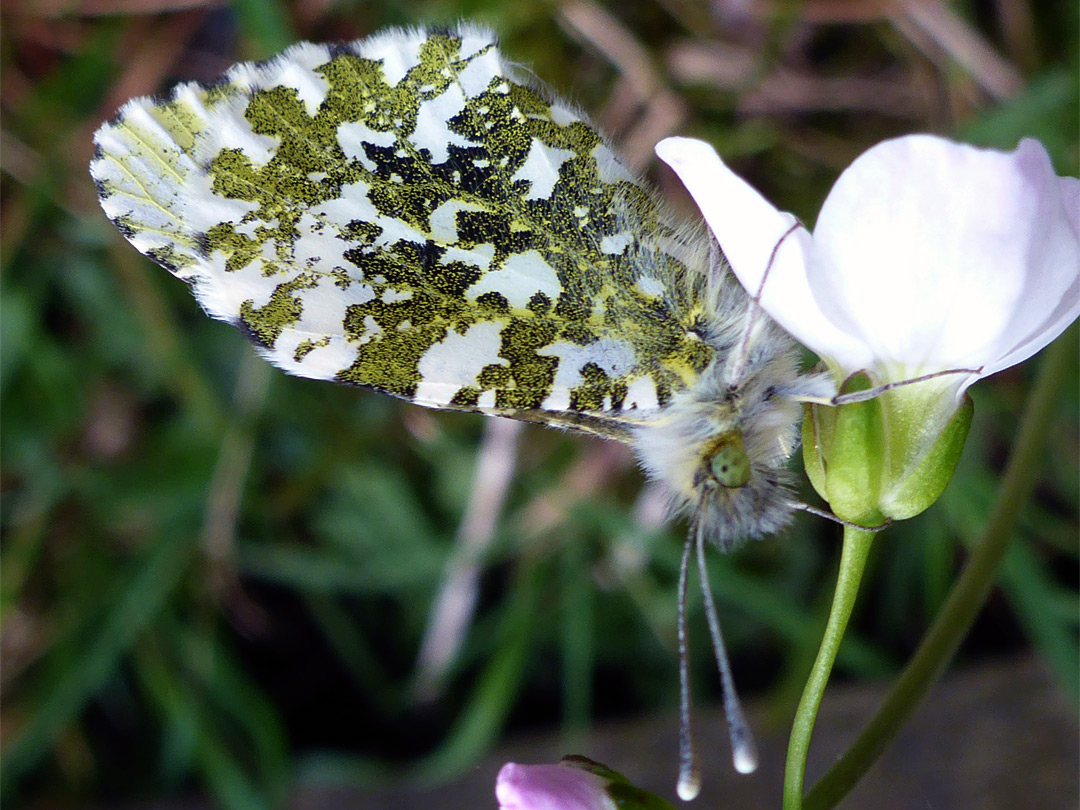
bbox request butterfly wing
[91,24,715,440]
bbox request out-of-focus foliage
[1,1,1076,808]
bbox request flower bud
[496,757,675,810]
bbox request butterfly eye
[706,433,751,488]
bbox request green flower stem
[802,332,1074,810]
[782,526,876,810]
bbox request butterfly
[90,23,821,799]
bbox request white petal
[976,151,1080,378]
[809,134,1071,374]
[1060,174,1080,231]
[982,273,1079,379]
[655,137,870,372]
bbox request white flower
[655,134,1080,398]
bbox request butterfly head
[633,349,804,550]
[699,430,752,489]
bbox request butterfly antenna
[828,366,984,405]
[725,221,802,388]
[787,500,892,532]
[676,526,701,801]
[695,520,759,774]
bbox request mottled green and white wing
[91,24,715,436]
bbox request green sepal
[879,393,973,520]
[606,782,678,810]
[816,373,887,527]
[802,401,830,504]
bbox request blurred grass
[1,1,1077,808]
